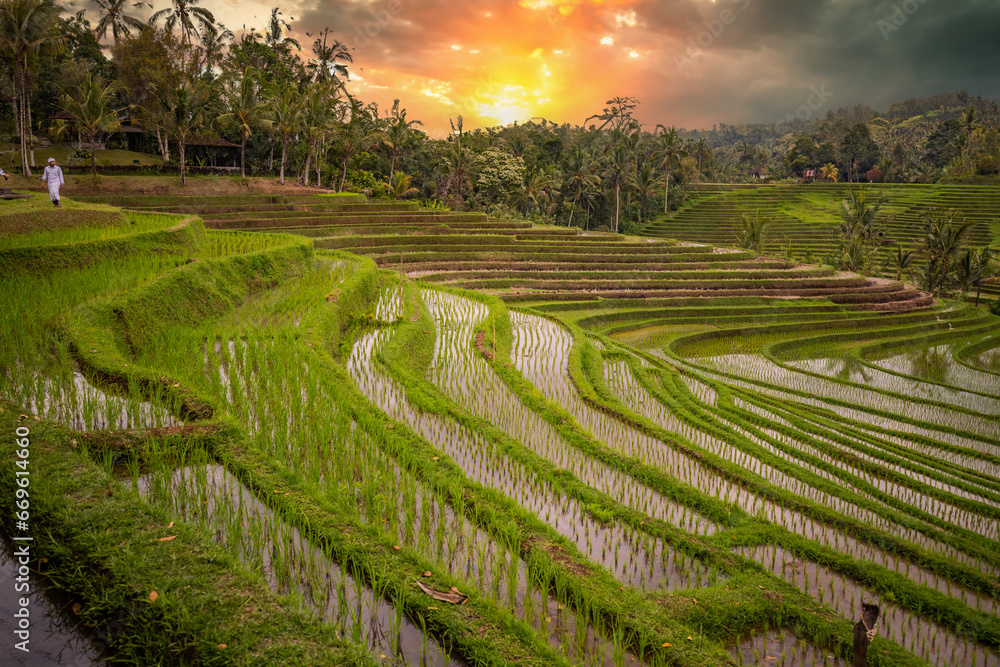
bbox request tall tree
[380,99,421,181]
[150,0,215,45]
[918,208,975,297]
[652,125,685,214]
[163,80,210,184]
[0,0,64,176]
[216,68,263,177]
[261,80,302,185]
[90,0,150,44]
[563,145,600,228]
[632,161,663,226]
[58,72,122,175]
[263,7,299,53]
[306,27,351,84]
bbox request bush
[71,148,93,161]
[978,155,998,175]
[990,299,1000,316]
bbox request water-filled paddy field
[2,187,999,666]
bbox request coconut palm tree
[263,7,299,53]
[632,161,663,226]
[736,210,772,253]
[261,80,302,185]
[58,73,122,176]
[216,68,264,177]
[839,187,885,245]
[887,243,916,282]
[306,26,351,84]
[198,21,233,72]
[380,99,422,181]
[652,125,686,213]
[90,0,150,44]
[0,0,63,176]
[163,80,210,185]
[150,0,215,45]
[522,165,559,217]
[819,162,839,182]
[333,98,380,192]
[917,208,976,296]
[603,131,636,233]
[563,145,601,228]
[298,83,337,186]
[385,172,418,199]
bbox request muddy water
[524,320,997,610]
[423,291,716,536]
[0,529,105,667]
[737,545,1000,667]
[129,464,460,667]
[682,362,1000,490]
[728,628,845,667]
[872,344,1000,397]
[734,397,1000,512]
[348,324,718,596]
[17,365,180,432]
[699,353,999,441]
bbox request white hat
[47,157,55,163]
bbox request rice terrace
[2,1,1000,666]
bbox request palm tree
[522,165,559,217]
[563,145,600,228]
[632,161,663,226]
[298,83,337,186]
[198,22,233,72]
[0,0,63,176]
[90,0,150,44]
[819,162,838,182]
[444,115,471,199]
[380,99,422,181]
[163,80,210,185]
[887,244,916,282]
[150,0,215,44]
[385,172,418,199]
[261,80,302,185]
[58,73,122,176]
[652,125,686,214]
[736,210,772,253]
[306,27,351,84]
[603,132,635,233]
[839,187,885,245]
[918,208,976,297]
[263,7,299,53]
[333,98,379,192]
[216,68,264,177]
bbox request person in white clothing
[0,166,9,180]
[41,157,64,207]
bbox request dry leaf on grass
[416,581,468,605]
[149,591,158,603]
[158,535,178,542]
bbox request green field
[1,184,998,666]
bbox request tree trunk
[338,152,349,192]
[302,141,312,186]
[156,127,169,162]
[316,138,323,187]
[614,179,620,233]
[17,64,30,177]
[975,285,982,308]
[27,90,34,168]
[389,152,397,182]
[569,190,579,228]
[268,142,274,171]
[240,134,246,178]
[91,133,97,176]
[663,166,670,214]
[279,134,287,185]
[179,138,186,185]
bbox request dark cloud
[276,0,998,131]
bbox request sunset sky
[95,0,1000,138]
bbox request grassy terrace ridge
[3,185,1000,667]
